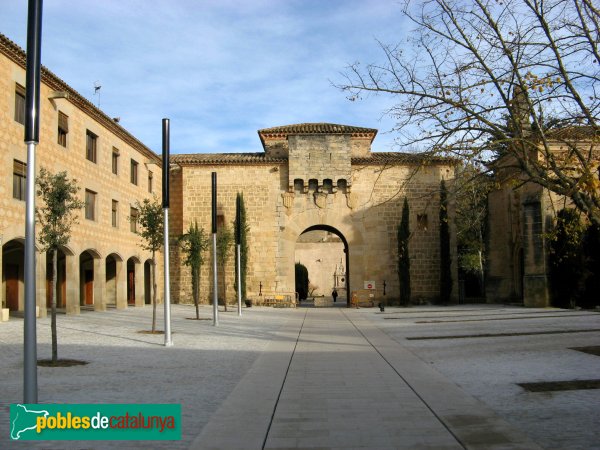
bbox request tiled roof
[172,151,454,166]
[352,152,454,165]
[0,33,161,165]
[259,123,378,135]
[258,123,377,147]
[171,153,286,165]
[545,126,598,141]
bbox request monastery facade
[1,33,458,317]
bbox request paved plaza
[1,303,599,449]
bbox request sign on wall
[364,281,375,290]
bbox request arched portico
[80,249,105,311]
[46,246,74,311]
[106,253,127,309]
[127,256,144,307]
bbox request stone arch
[46,245,75,310]
[296,225,350,304]
[106,253,125,309]
[144,259,153,305]
[279,209,365,301]
[2,239,25,311]
[79,249,104,311]
[127,256,143,307]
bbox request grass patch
[518,379,600,392]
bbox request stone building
[169,124,458,305]
[486,127,598,307]
[0,34,162,317]
[1,32,458,315]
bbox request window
[130,159,138,185]
[86,130,97,163]
[112,148,119,175]
[417,214,428,231]
[148,171,153,193]
[14,84,25,125]
[130,207,139,233]
[112,200,118,227]
[13,160,26,201]
[85,189,96,221]
[57,111,68,147]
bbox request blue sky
[0,1,408,154]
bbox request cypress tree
[440,179,452,304]
[398,197,411,306]
[234,193,250,301]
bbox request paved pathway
[190,308,541,450]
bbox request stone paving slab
[191,308,543,449]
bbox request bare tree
[339,0,599,225]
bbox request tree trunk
[193,265,199,319]
[152,251,157,332]
[51,249,58,363]
[221,263,228,312]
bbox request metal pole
[235,194,242,316]
[211,172,218,326]
[163,209,173,346]
[24,0,43,404]
[236,244,242,316]
[162,118,172,346]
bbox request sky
[0,0,409,155]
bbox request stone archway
[106,253,125,308]
[2,239,25,311]
[79,249,103,310]
[295,225,349,305]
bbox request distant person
[332,288,338,302]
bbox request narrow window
[14,84,25,125]
[130,159,138,185]
[86,130,97,163]
[85,189,96,221]
[130,207,139,233]
[112,148,119,175]
[308,179,318,192]
[112,200,118,227]
[417,214,428,231]
[57,111,68,147]
[148,171,153,193]
[13,160,26,201]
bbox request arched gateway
[169,123,457,306]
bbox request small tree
[233,193,250,301]
[397,197,411,306]
[549,208,586,308]
[216,224,234,311]
[131,197,163,332]
[295,263,309,300]
[440,180,452,304]
[179,221,209,319]
[36,168,85,363]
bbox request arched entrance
[80,249,101,308]
[46,247,70,309]
[106,253,123,308]
[127,257,141,306]
[295,225,349,305]
[2,239,25,311]
[144,260,152,305]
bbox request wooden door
[84,270,94,305]
[6,264,19,311]
[127,270,135,305]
